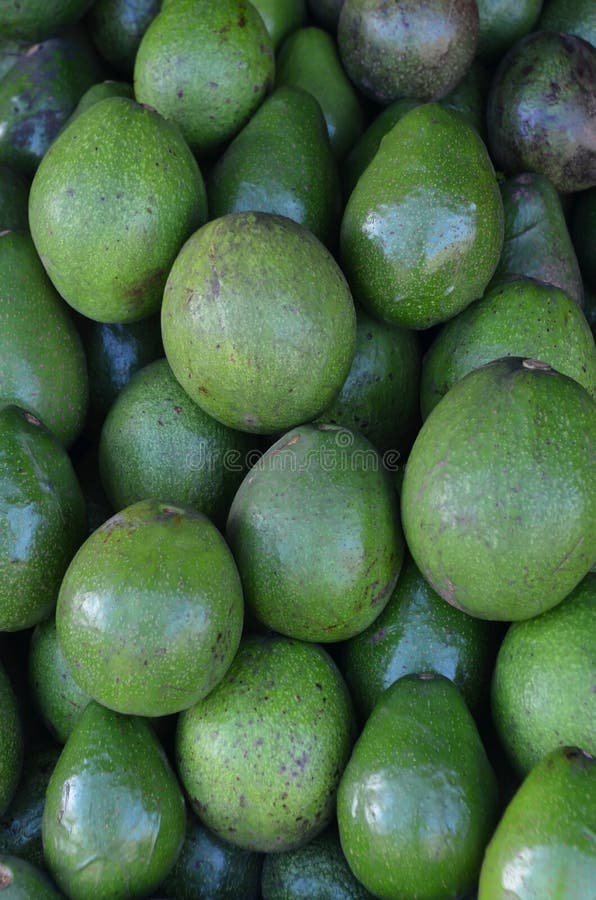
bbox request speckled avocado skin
[487,31,596,193]
[402,358,596,621]
[420,277,596,418]
[56,498,244,717]
[176,635,355,853]
[478,747,596,899]
[337,674,498,900]
[43,701,186,899]
[338,0,479,105]
[341,103,504,329]
[29,97,207,324]
[0,1,94,41]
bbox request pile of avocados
[0,0,595,897]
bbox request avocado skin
[337,556,494,723]
[539,0,596,48]
[66,79,134,126]
[251,0,306,48]
[161,815,262,899]
[176,635,355,853]
[0,855,62,898]
[56,499,244,717]
[87,0,161,75]
[0,34,103,175]
[0,230,89,446]
[487,31,596,193]
[492,574,596,777]
[402,358,596,621]
[341,103,504,330]
[420,277,596,418]
[476,0,542,61]
[571,187,596,291]
[276,27,364,160]
[337,674,498,900]
[0,405,86,631]
[262,827,373,899]
[29,97,207,324]
[492,173,584,306]
[0,2,94,42]
[337,0,478,105]
[42,701,186,900]
[478,747,596,899]
[208,86,341,248]
[0,664,22,819]
[0,167,29,231]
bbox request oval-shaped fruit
[0,405,86,631]
[56,499,244,717]
[42,701,185,900]
[226,424,404,642]
[492,574,596,776]
[476,0,542,61]
[341,103,504,329]
[134,0,274,156]
[0,1,94,42]
[29,97,207,324]
[251,0,306,49]
[338,0,478,104]
[539,0,596,48]
[0,664,22,818]
[420,278,596,418]
[162,212,356,434]
[176,635,355,853]
[487,31,596,193]
[88,0,161,75]
[0,854,62,898]
[478,747,596,899]
[402,358,596,621]
[337,674,498,900]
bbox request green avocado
[43,701,185,899]
[276,27,364,160]
[0,40,26,82]
[0,2,94,42]
[492,574,596,777]
[207,86,341,248]
[56,499,244,717]
[539,0,596,47]
[402,358,596,621]
[87,0,161,75]
[161,212,356,434]
[262,827,373,898]
[251,0,306,48]
[98,358,254,526]
[420,278,596,418]
[66,79,134,126]
[226,424,404,642]
[0,167,29,231]
[0,34,103,175]
[0,230,88,446]
[336,555,494,723]
[0,663,22,818]
[29,96,206,325]
[337,0,478,104]
[571,187,596,291]
[176,635,355,853]
[161,814,262,899]
[476,0,542,61]
[0,405,86,631]
[0,855,62,898]
[487,31,596,193]
[341,103,504,330]
[134,0,275,157]
[478,747,596,899]
[337,674,498,900]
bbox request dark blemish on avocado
[173,406,182,414]
[198,386,209,396]
[146,207,153,215]
[546,81,560,102]
[66,188,75,197]
[239,794,247,807]
[57,781,70,824]
[176,89,184,99]
[211,273,220,297]
[238,15,246,26]
[23,411,41,426]
[208,81,218,89]
[370,627,387,645]
[158,418,164,426]
[126,267,165,304]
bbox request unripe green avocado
[0,855,62,898]
[88,0,161,76]
[539,0,596,48]
[251,0,306,49]
[476,0,542,61]
[0,1,94,41]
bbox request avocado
[29,96,207,324]
[0,663,22,818]
[0,40,26,82]
[176,635,355,852]
[66,79,134,126]
[0,855,62,898]
[276,27,364,160]
[207,86,341,248]
[336,555,494,723]
[0,230,88,446]
[0,405,86,631]
[87,0,161,75]
[316,307,421,457]
[161,212,356,434]
[0,2,94,42]
[251,0,306,48]
[161,814,262,899]
[341,103,504,329]
[56,499,244,717]
[98,358,254,526]
[539,0,596,48]
[261,826,373,898]
[492,574,596,777]
[0,168,29,231]
[478,747,596,899]
[402,358,596,621]
[0,34,103,175]
[420,278,596,419]
[487,31,596,193]
[476,0,542,61]
[134,0,275,157]
[571,187,596,291]
[337,0,478,104]
[337,673,498,900]
[43,701,185,899]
